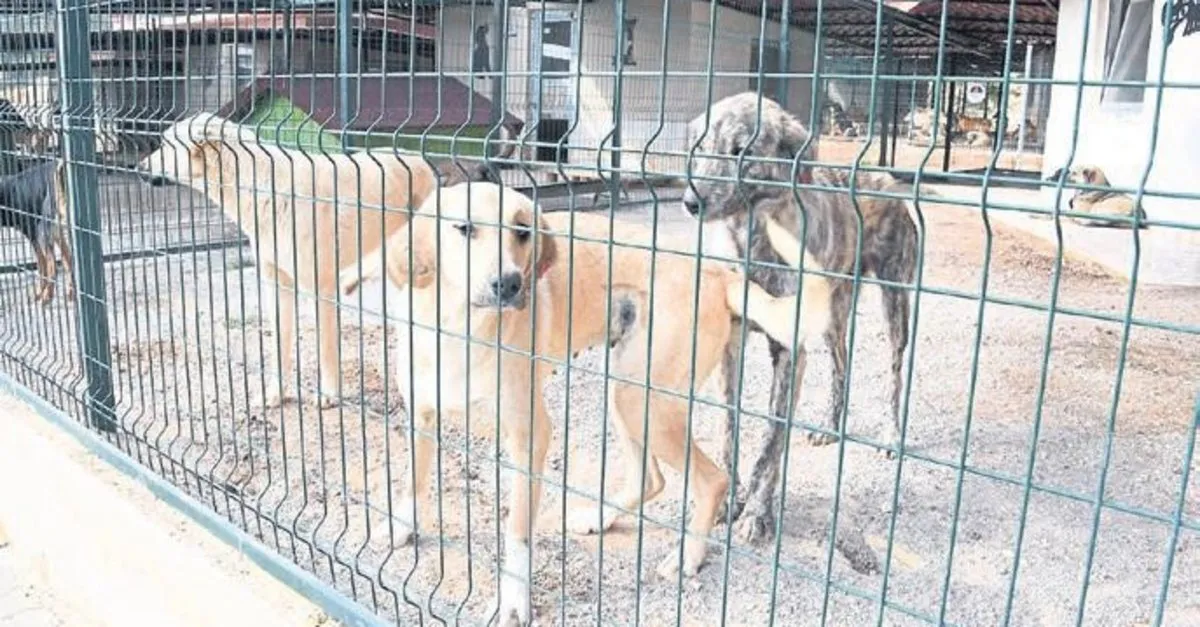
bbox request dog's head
[1045,164,1108,187]
[344,182,557,312]
[681,92,814,222]
[135,112,256,188]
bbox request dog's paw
[877,425,901,460]
[396,497,418,546]
[732,507,775,546]
[493,542,532,627]
[835,529,882,576]
[716,499,746,527]
[263,390,290,409]
[656,550,703,581]
[807,431,840,447]
[566,508,607,536]
[488,596,532,627]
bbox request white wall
[1043,0,1200,283]
[441,0,815,176]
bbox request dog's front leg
[264,268,297,408]
[494,392,550,627]
[717,332,746,525]
[314,296,342,409]
[732,339,806,545]
[396,404,438,546]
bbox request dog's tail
[724,216,832,351]
[338,245,386,296]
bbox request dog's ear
[1045,167,1065,182]
[381,217,437,290]
[516,208,557,281]
[533,218,558,280]
[777,113,814,184]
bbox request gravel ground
[0,183,1196,627]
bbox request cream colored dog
[1045,164,1149,229]
[338,182,831,625]
[136,112,439,408]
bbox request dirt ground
[0,183,1196,627]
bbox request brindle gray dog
[682,92,919,545]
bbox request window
[235,45,255,83]
[1102,0,1153,104]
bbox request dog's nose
[681,189,701,216]
[491,272,523,303]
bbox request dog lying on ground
[0,158,73,306]
[338,182,832,625]
[1044,164,1148,229]
[682,91,921,545]
[136,112,441,409]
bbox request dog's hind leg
[732,338,806,546]
[31,241,54,306]
[567,382,665,536]
[874,212,916,458]
[52,225,74,300]
[52,162,74,300]
[878,284,910,459]
[613,386,725,581]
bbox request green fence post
[56,0,115,432]
[491,0,508,142]
[610,0,627,202]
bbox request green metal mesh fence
[0,0,1196,625]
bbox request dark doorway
[536,118,569,163]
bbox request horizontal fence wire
[0,0,1197,626]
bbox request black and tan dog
[682,92,921,547]
[1044,164,1148,229]
[0,158,74,305]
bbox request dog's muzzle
[681,188,701,216]
[478,271,526,309]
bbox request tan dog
[1045,164,1148,229]
[338,182,831,625]
[136,112,439,408]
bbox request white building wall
[1043,0,1200,284]
[441,0,815,176]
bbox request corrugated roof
[718,0,1058,59]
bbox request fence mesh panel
[0,0,1197,625]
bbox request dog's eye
[454,222,475,238]
[512,222,531,243]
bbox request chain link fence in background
[0,0,1197,626]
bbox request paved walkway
[0,393,333,627]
